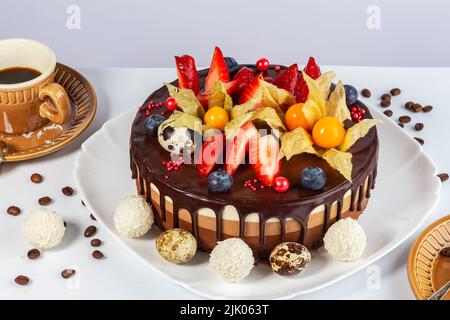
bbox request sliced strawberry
[273,64,298,94]
[249,134,281,186]
[196,134,224,176]
[232,67,257,95]
[294,57,322,103]
[204,47,230,92]
[238,73,264,104]
[225,121,258,175]
[175,55,199,94]
[196,80,237,108]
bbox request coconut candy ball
[22,208,66,250]
[114,195,154,238]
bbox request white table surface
[1,66,449,300]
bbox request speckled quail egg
[269,242,311,276]
[157,123,200,155]
[156,228,197,264]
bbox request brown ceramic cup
[0,39,71,135]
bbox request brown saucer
[408,214,450,300]
[1,63,97,162]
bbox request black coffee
[0,67,41,84]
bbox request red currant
[275,65,281,71]
[351,106,357,113]
[165,97,177,111]
[256,58,270,71]
[359,108,366,115]
[273,176,290,193]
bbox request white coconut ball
[114,195,154,238]
[323,217,367,261]
[209,238,255,282]
[22,208,66,250]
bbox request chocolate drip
[259,214,265,245]
[159,193,166,222]
[336,199,343,219]
[366,174,372,198]
[323,203,331,234]
[357,184,365,211]
[216,208,223,242]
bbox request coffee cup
[0,38,71,135]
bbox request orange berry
[312,117,346,149]
[204,106,229,131]
[285,103,310,131]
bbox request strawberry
[196,80,237,107]
[205,47,230,92]
[225,121,258,175]
[238,73,264,104]
[175,55,200,94]
[232,67,257,95]
[273,63,298,94]
[294,57,321,103]
[249,134,281,186]
[196,134,225,176]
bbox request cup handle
[38,83,71,124]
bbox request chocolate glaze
[130,65,379,249]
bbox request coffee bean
[84,225,97,237]
[437,173,449,182]
[81,200,85,206]
[7,206,20,216]
[15,275,29,285]
[412,103,422,113]
[61,186,74,196]
[405,101,414,110]
[414,137,424,145]
[441,247,450,257]
[38,196,52,206]
[30,173,43,184]
[398,115,411,123]
[422,105,433,113]
[27,248,40,260]
[398,123,404,128]
[380,100,391,108]
[361,88,371,98]
[91,239,102,247]
[381,93,391,101]
[383,110,393,117]
[92,250,104,259]
[390,88,401,96]
[61,269,76,279]
[90,214,96,221]
[414,123,424,131]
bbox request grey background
[1,0,449,68]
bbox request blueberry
[144,114,165,136]
[299,167,326,191]
[344,84,358,106]
[224,57,239,76]
[208,169,233,193]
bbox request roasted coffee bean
[361,88,371,98]
[90,214,96,221]
[422,105,433,113]
[437,173,449,182]
[390,88,401,96]
[441,247,450,257]
[15,275,29,285]
[412,103,422,113]
[38,196,52,206]
[380,100,391,108]
[61,186,74,196]
[81,200,85,206]
[414,123,424,131]
[27,249,40,260]
[7,206,20,216]
[61,269,76,279]
[398,123,404,128]
[381,93,391,101]
[91,239,102,247]
[30,173,43,184]
[398,115,411,123]
[414,137,424,145]
[405,101,414,110]
[383,110,393,117]
[84,225,97,237]
[92,250,104,259]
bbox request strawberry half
[196,134,224,176]
[232,67,257,95]
[238,73,264,104]
[204,47,230,92]
[249,134,281,186]
[175,55,200,94]
[273,63,298,94]
[294,57,321,103]
[225,121,258,175]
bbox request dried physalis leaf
[208,81,233,115]
[165,83,205,118]
[161,110,202,132]
[280,127,317,160]
[261,80,296,113]
[231,88,263,119]
[326,81,351,123]
[339,118,382,152]
[316,71,336,99]
[302,72,327,117]
[224,112,254,139]
[301,99,324,129]
[251,107,286,132]
[321,148,353,182]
